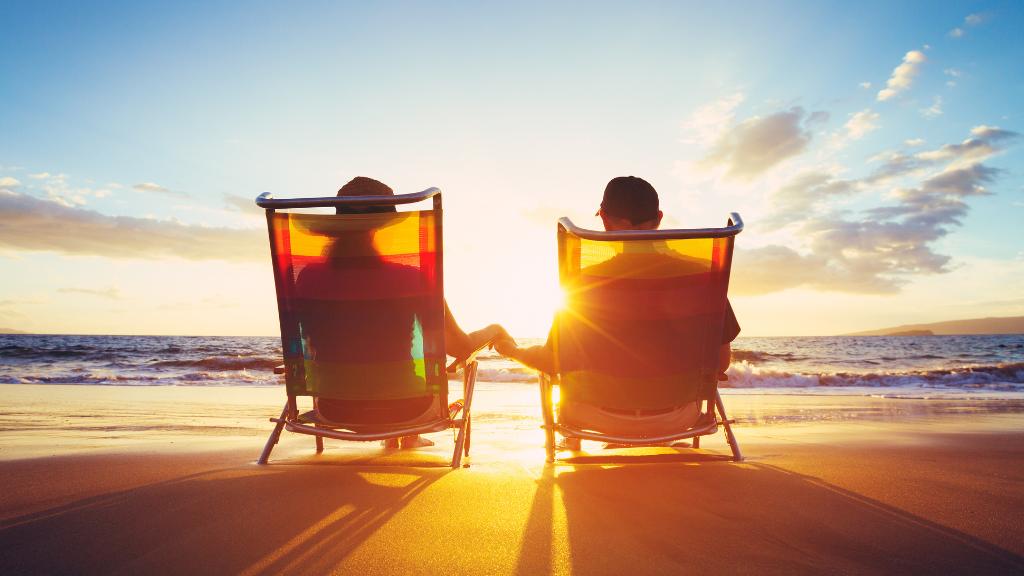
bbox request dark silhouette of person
[494,176,740,448]
[295,177,505,449]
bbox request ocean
[2,334,1023,399]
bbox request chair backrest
[259,189,447,406]
[553,215,742,410]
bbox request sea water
[2,333,1023,400]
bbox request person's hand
[492,334,518,357]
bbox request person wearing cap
[298,176,507,449]
[493,176,740,449]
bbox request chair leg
[315,432,324,454]
[452,361,478,469]
[539,374,556,463]
[258,402,289,465]
[715,390,743,462]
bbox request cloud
[0,191,264,261]
[950,12,987,37]
[0,176,21,189]
[133,182,188,197]
[867,125,1017,182]
[920,96,943,118]
[844,109,880,140]
[763,171,856,228]
[57,287,123,300]
[741,126,1018,295]
[904,138,926,147]
[859,81,872,89]
[944,68,962,88]
[877,50,926,101]
[223,193,264,215]
[680,92,745,145]
[701,106,816,179]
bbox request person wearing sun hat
[300,176,507,449]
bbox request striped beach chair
[255,188,476,468]
[540,214,744,462]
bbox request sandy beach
[1,384,1022,575]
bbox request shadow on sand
[2,446,1022,574]
[514,450,1024,575]
[0,450,448,575]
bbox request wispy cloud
[57,287,123,300]
[0,191,264,261]
[904,138,926,147]
[950,12,988,38]
[733,125,1019,295]
[877,50,926,102]
[920,96,943,118]
[700,106,819,179]
[944,68,962,88]
[133,182,188,198]
[222,193,264,215]
[844,109,880,140]
[680,92,745,145]
[0,176,21,189]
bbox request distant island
[0,327,27,334]
[847,316,1024,336]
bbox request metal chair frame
[541,214,745,463]
[255,188,476,469]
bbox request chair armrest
[274,364,286,375]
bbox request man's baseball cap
[597,176,659,224]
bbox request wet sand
[1,384,1022,574]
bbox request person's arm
[493,336,557,375]
[444,301,505,360]
[719,343,731,374]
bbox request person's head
[596,176,663,231]
[335,176,396,215]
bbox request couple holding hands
[317,175,740,450]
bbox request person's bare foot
[382,438,400,449]
[400,435,435,449]
[556,436,581,451]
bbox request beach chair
[539,214,744,462]
[255,188,478,469]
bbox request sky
[1,0,1022,337]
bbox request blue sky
[1,1,1022,336]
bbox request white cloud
[859,81,872,89]
[680,92,745,145]
[904,138,926,147]
[0,191,264,261]
[28,172,51,180]
[57,287,123,300]
[877,50,926,102]
[950,13,987,37]
[844,109,880,140]
[920,96,943,118]
[701,106,817,179]
[737,126,1019,295]
[0,176,20,189]
[133,182,187,197]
